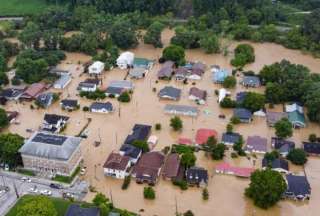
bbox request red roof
[178,138,193,145]
[195,128,217,145]
[215,162,255,178]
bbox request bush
[231,116,241,124]
[83,106,89,112]
[223,76,237,88]
[155,123,161,130]
[287,149,307,165]
[309,134,317,142]
[170,116,183,131]
[172,180,188,190]
[132,140,149,153]
[220,97,236,108]
[118,92,131,103]
[122,175,131,190]
[183,210,194,216]
[80,89,106,100]
[202,188,209,200]
[143,187,155,200]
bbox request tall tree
[0,133,24,168]
[18,22,41,49]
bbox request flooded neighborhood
[2,27,320,216]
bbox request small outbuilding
[117,52,134,69]
[89,61,105,75]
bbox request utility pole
[175,196,178,215]
[109,188,113,205]
[13,181,19,198]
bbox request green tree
[143,187,155,200]
[199,32,220,54]
[144,21,165,48]
[171,26,200,49]
[170,116,183,131]
[226,123,233,133]
[15,58,48,84]
[231,44,255,68]
[274,118,293,139]
[181,152,196,168]
[265,82,286,104]
[0,133,24,167]
[0,72,9,86]
[162,45,186,65]
[99,203,110,216]
[309,134,317,142]
[117,92,131,103]
[220,97,236,108]
[245,169,287,209]
[223,76,237,88]
[242,92,265,112]
[110,20,138,49]
[18,22,41,49]
[183,210,194,216]
[0,54,7,72]
[0,108,9,129]
[93,193,109,206]
[132,140,149,153]
[16,196,57,216]
[287,149,307,165]
[211,143,226,160]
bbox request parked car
[50,183,63,189]
[63,192,75,199]
[28,186,38,194]
[21,177,31,182]
[40,189,52,196]
[80,168,86,175]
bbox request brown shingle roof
[22,83,46,98]
[189,87,207,100]
[162,153,180,179]
[103,153,130,171]
[133,151,165,180]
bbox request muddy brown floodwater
[4,28,320,216]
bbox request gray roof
[245,136,267,152]
[285,174,311,197]
[164,104,199,116]
[262,158,289,171]
[158,86,181,100]
[65,204,100,216]
[90,102,113,111]
[105,86,124,95]
[234,108,252,120]
[129,67,145,78]
[266,112,288,126]
[222,132,241,144]
[109,80,134,90]
[54,74,71,87]
[242,76,261,86]
[19,132,82,161]
[36,93,54,108]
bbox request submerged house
[162,153,181,180]
[60,99,79,111]
[117,52,134,69]
[271,137,295,157]
[109,80,134,91]
[19,132,82,176]
[164,104,199,117]
[53,74,71,89]
[241,76,261,88]
[266,111,288,127]
[212,68,229,83]
[189,87,207,105]
[42,114,69,133]
[186,166,208,187]
[103,152,131,179]
[233,108,253,123]
[215,162,255,178]
[222,132,241,146]
[20,83,47,101]
[158,61,175,79]
[262,158,289,174]
[105,86,126,98]
[119,144,142,164]
[90,102,113,114]
[284,174,311,201]
[244,135,267,154]
[0,88,24,100]
[303,142,320,156]
[36,92,55,108]
[158,86,181,101]
[132,151,165,185]
[195,128,218,145]
[285,103,306,128]
[124,124,152,145]
[89,61,105,75]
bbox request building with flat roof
[19,132,82,176]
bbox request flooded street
[4,28,320,215]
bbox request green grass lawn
[6,195,72,216]
[0,0,55,16]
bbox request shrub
[223,76,237,88]
[118,92,131,103]
[122,175,131,190]
[172,180,188,190]
[170,116,183,131]
[220,97,236,108]
[287,149,307,165]
[202,188,209,200]
[143,187,155,200]
[83,106,89,112]
[231,116,241,124]
[309,133,317,142]
[155,123,161,130]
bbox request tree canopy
[245,169,287,209]
[274,118,293,139]
[162,45,186,66]
[241,92,265,112]
[16,196,57,216]
[0,133,24,168]
[231,44,255,68]
[0,108,9,129]
[287,148,307,165]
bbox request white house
[117,52,134,69]
[78,82,97,92]
[90,102,113,114]
[54,75,71,89]
[103,153,131,179]
[89,61,105,75]
[218,88,227,103]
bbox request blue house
[212,68,229,83]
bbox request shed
[89,61,105,75]
[117,52,134,69]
